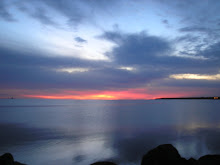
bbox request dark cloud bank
[1,29,220,93]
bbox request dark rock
[188,158,197,165]
[3,144,220,165]
[141,144,220,165]
[141,144,186,165]
[0,153,25,165]
[90,161,117,165]
[198,155,220,165]
[179,158,188,164]
[0,153,14,165]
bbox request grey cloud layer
[101,31,220,73]
[101,31,171,65]
[0,46,166,90]
[1,30,220,91]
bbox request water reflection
[0,100,220,165]
[2,123,220,165]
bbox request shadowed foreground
[1,144,220,165]
[91,144,220,165]
[0,153,25,165]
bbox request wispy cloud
[0,0,16,22]
[74,37,87,43]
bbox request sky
[0,0,220,100]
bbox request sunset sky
[0,0,220,99]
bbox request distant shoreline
[156,97,219,100]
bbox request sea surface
[0,99,220,165]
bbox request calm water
[0,99,220,165]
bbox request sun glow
[23,94,115,100]
[90,94,116,99]
[23,89,152,100]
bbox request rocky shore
[0,153,25,165]
[1,144,220,165]
[91,144,220,165]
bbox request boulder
[188,158,197,165]
[198,155,220,165]
[0,153,25,165]
[141,144,185,165]
[0,153,14,165]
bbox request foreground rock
[3,144,220,165]
[92,144,220,165]
[0,153,25,165]
[198,155,220,165]
[141,144,187,165]
[141,144,220,165]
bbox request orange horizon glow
[1,87,209,100]
[23,90,152,100]
[21,89,205,100]
[23,94,117,100]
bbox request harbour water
[0,99,219,165]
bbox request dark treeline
[157,97,220,100]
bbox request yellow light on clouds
[57,68,89,73]
[118,66,135,71]
[170,73,220,80]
